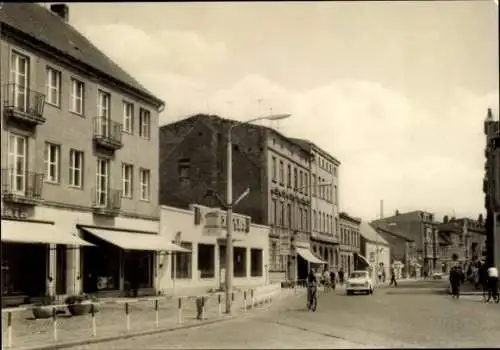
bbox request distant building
[372,210,438,276]
[338,212,361,274]
[371,221,417,278]
[484,108,500,268]
[291,138,341,269]
[358,222,391,280]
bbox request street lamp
[225,113,292,314]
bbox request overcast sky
[60,1,498,221]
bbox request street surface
[65,280,500,349]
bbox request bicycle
[306,283,317,312]
[482,283,500,304]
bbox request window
[299,171,303,192]
[70,78,84,115]
[10,52,30,111]
[276,202,281,226]
[139,168,150,201]
[312,174,316,196]
[304,174,309,196]
[172,242,192,279]
[251,249,263,277]
[98,90,110,118]
[334,167,337,177]
[334,185,338,205]
[304,208,309,231]
[293,167,298,189]
[233,247,247,278]
[139,108,151,139]
[7,133,27,193]
[287,203,292,228]
[270,199,277,225]
[287,164,291,186]
[281,201,286,226]
[299,207,303,230]
[69,149,83,188]
[279,160,284,184]
[44,143,60,183]
[122,163,133,198]
[313,210,317,230]
[178,159,190,182]
[197,244,215,279]
[46,67,61,106]
[271,156,277,181]
[124,251,153,289]
[123,101,134,133]
[96,158,109,206]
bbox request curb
[21,291,294,350]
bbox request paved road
[65,280,500,349]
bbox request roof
[371,221,415,242]
[359,222,390,246]
[0,3,164,108]
[290,138,341,165]
[339,212,361,224]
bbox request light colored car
[345,270,374,295]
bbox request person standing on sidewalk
[330,268,336,290]
[389,267,398,287]
[338,267,345,285]
[487,264,498,299]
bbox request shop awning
[356,254,371,267]
[296,247,326,264]
[81,227,190,252]
[1,220,94,246]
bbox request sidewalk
[1,287,288,350]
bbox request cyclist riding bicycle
[306,268,318,311]
[486,264,499,301]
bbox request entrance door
[96,158,109,207]
[7,133,27,195]
[10,51,29,112]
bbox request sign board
[203,210,223,237]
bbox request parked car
[345,270,374,295]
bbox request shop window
[234,247,247,277]
[172,242,192,279]
[82,244,120,292]
[251,249,263,277]
[198,243,215,279]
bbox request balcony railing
[91,188,122,216]
[1,168,44,205]
[93,117,123,151]
[2,84,46,125]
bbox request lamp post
[225,113,292,314]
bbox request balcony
[93,117,123,151]
[1,169,44,205]
[311,231,339,244]
[91,188,121,216]
[2,84,46,126]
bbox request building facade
[484,108,500,269]
[159,114,319,284]
[158,204,269,294]
[372,210,439,276]
[291,139,340,269]
[359,222,391,281]
[1,3,164,305]
[437,217,486,272]
[338,212,361,275]
[371,222,417,278]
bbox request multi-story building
[484,108,500,269]
[1,3,164,306]
[338,212,361,275]
[159,114,319,283]
[371,221,417,278]
[290,139,340,269]
[372,210,438,276]
[436,216,486,271]
[358,222,391,280]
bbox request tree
[478,214,484,224]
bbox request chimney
[395,209,399,216]
[50,4,69,22]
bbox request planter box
[68,303,91,316]
[32,307,53,319]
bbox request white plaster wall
[159,205,269,294]
[365,242,391,279]
[34,206,159,295]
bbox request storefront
[79,225,188,297]
[1,218,92,307]
[159,204,270,294]
[295,244,327,281]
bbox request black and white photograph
[0,1,499,349]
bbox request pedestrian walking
[338,267,344,285]
[330,269,336,290]
[389,268,398,287]
[449,265,465,299]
